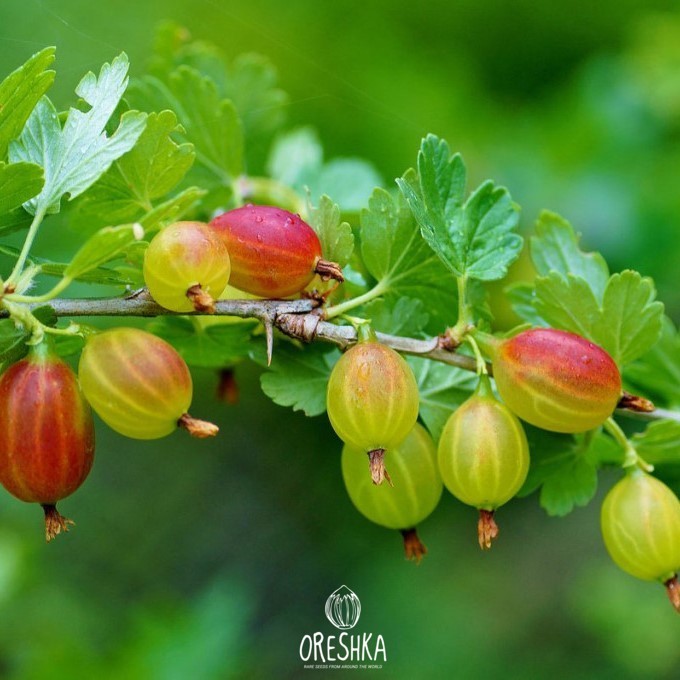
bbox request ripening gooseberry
[78,328,218,439]
[0,343,95,541]
[327,327,419,486]
[438,374,530,549]
[601,470,680,613]
[209,205,343,298]
[342,423,443,562]
[480,328,622,433]
[144,221,231,313]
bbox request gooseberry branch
[0,292,676,424]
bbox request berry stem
[325,281,389,320]
[42,504,75,542]
[314,258,344,284]
[367,448,393,486]
[4,205,47,288]
[665,576,680,613]
[478,509,499,550]
[177,413,219,438]
[400,528,427,563]
[186,284,216,313]
[603,418,653,472]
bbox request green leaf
[519,427,598,516]
[539,454,598,517]
[364,297,429,337]
[534,272,601,337]
[505,282,548,326]
[0,47,56,158]
[139,187,207,230]
[260,343,340,417]
[267,127,322,188]
[65,223,143,281]
[360,185,458,332]
[535,270,664,366]
[0,161,43,214]
[72,110,197,233]
[591,271,664,366]
[531,210,609,299]
[625,317,680,408]
[267,127,381,211]
[307,195,354,267]
[130,67,243,181]
[148,317,255,369]
[0,319,28,371]
[9,54,147,214]
[307,159,382,213]
[397,134,522,281]
[409,356,477,441]
[631,420,680,466]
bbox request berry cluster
[0,206,344,541]
[0,204,678,615]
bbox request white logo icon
[325,585,361,630]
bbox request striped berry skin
[601,471,680,583]
[327,337,419,485]
[490,329,621,433]
[143,221,231,313]
[209,205,331,298]
[78,328,193,440]
[0,348,94,503]
[0,345,94,540]
[342,423,442,530]
[438,376,529,511]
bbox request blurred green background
[1,0,680,678]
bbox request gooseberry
[209,204,343,298]
[0,343,95,541]
[601,470,680,612]
[78,328,218,439]
[143,221,231,313]
[481,328,622,433]
[438,374,530,549]
[326,327,419,485]
[342,423,442,562]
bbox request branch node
[277,311,322,343]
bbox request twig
[1,293,676,423]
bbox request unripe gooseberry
[143,221,231,313]
[209,204,343,298]
[0,343,95,541]
[438,374,529,549]
[342,423,443,562]
[78,328,218,440]
[601,470,680,612]
[326,327,419,486]
[480,328,622,433]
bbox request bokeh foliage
[0,1,679,678]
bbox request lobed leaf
[409,356,477,441]
[260,343,340,417]
[359,184,458,332]
[9,54,147,215]
[65,223,143,281]
[631,420,680,466]
[149,316,256,369]
[397,134,522,281]
[531,210,609,299]
[534,270,664,366]
[624,316,680,408]
[307,195,354,267]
